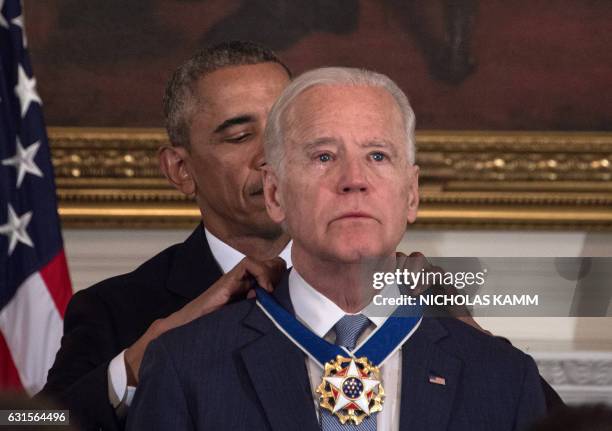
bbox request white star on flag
[324,359,381,414]
[2,137,43,187]
[0,0,8,29]
[14,64,42,118]
[11,13,27,47]
[0,204,34,256]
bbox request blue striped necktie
[320,314,377,430]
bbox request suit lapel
[399,318,462,431]
[239,272,320,431]
[166,224,223,300]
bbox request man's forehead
[192,62,289,125]
[292,83,396,106]
[196,62,289,99]
[285,84,405,138]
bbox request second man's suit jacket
[127,272,548,431]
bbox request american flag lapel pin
[428,374,446,386]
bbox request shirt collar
[288,268,388,338]
[205,228,292,274]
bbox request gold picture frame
[49,128,612,230]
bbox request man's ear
[406,165,420,224]
[262,166,286,223]
[159,145,195,197]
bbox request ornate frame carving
[50,128,612,230]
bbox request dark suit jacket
[39,225,222,431]
[127,272,548,431]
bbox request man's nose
[337,158,368,193]
[254,151,266,170]
[252,140,266,170]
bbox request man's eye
[370,152,386,161]
[318,153,333,162]
[225,133,250,143]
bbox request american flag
[0,0,72,395]
[428,374,446,386]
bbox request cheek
[379,179,412,220]
[282,181,325,229]
[194,152,241,186]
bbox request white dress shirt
[107,228,292,412]
[288,269,404,430]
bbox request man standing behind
[128,67,547,430]
[40,41,292,430]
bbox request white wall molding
[534,351,612,405]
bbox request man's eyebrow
[360,140,399,154]
[360,140,391,148]
[213,115,255,133]
[302,137,338,151]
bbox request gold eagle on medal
[316,355,384,425]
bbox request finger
[244,256,288,291]
[190,272,251,314]
[242,259,276,291]
[400,253,427,273]
[266,256,288,269]
[265,257,287,286]
[395,252,409,270]
[225,260,263,294]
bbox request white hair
[264,67,416,173]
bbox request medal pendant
[316,355,384,425]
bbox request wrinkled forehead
[282,84,406,144]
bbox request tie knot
[334,314,370,351]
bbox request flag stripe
[0,332,23,390]
[0,271,63,395]
[39,250,72,318]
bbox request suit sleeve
[494,336,564,412]
[513,355,547,431]
[38,289,122,431]
[127,338,194,431]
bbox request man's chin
[246,216,285,240]
[324,244,390,264]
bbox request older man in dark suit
[128,67,548,430]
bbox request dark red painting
[24,0,612,130]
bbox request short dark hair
[163,40,291,148]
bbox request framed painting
[24,0,612,229]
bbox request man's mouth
[332,211,375,221]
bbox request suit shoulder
[161,299,256,347]
[433,317,533,365]
[64,241,186,328]
[152,299,258,369]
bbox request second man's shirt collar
[205,227,292,273]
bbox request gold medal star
[324,359,380,414]
[317,356,384,425]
